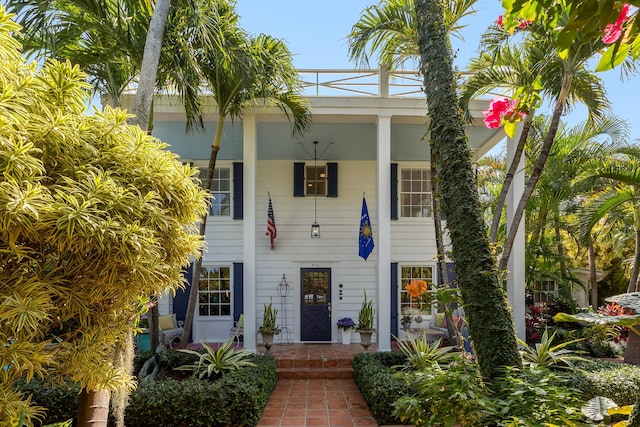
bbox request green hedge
[564,359,640,406]
[352,351,410,426]
[16,353,277,427]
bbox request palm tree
[577,146,640,294]
[460,24,609,247]
[178,5,312,348]
[496,23,612,273]
[414,0,521,381]
[347,0,477,309]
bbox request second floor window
[401,168,432,218]
[306,165,326,196]
[205,167,231,216]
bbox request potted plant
[258,299,281,354]
[401,314,413,330]
[357,291,376,351]
[337,317,355,344]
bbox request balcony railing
[298,67,424,98]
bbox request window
[400,266,434,315]
[400,168,432,217]
[306,165,326,195]
[200,167,231,216]
[533,280,559,304]
[199,266,231,316]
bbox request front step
[275,352,355,379]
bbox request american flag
[266,195,277,249]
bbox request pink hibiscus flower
[496,15,504,29]
[483,97,520,129]
[603,3,630,44]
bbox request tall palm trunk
[431,144,461,348]
[415,0,521,380]
[130,0,171,130]
[630,205,640,293]
[489,114,533,243]
[179,118,226,348]
[77,390,110,427]
[499,73,573,272]
[588,236,598,309]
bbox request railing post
[379,64,389,98]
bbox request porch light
[311,222,320,238]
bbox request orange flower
[406,279,427,298]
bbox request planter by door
[358,329,375,351]
[261,332,275,354]
[341,329,352,345]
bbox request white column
[376,115,392,351]
[243,115,257,351]
[506,124,526,341]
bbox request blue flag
[359,196,374,260]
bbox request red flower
[482,97,525,129]
[518,19,532,29]
[496,15,504,29]
[603,3,630,44]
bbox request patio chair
[230,314,244,344]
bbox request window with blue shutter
[391,262,398,337]
[233,263,244,322]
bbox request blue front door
[300,268,332,341]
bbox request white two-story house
[122,68,512,351]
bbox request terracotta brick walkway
[257,378,378,427]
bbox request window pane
[198,266,232,317]
[209,167,231,216]
[399,168,432,218]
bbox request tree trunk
[130,0,171,130]
[77,389,110,427]
[415,0,521,380]
[489,114,533,243]
[588,237,598,310]
[629,215,640,292]
[431,144,461,349]
[625,329,640,365]
[179,123,225,347]
[499,72,573,272]
[149,303,160,350]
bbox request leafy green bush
[574,324,627,358]
[14,379,80,426]
[16,353,276,427]
[133,348,201,377]
[352,352,411,425]
[564,359,640,405]
[125,354,276,427]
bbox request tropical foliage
[0,7,208,425]
[175,338,256,379]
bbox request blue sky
[235,0,640,144]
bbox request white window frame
[533,280,559,305]
[198,265,232,318]
[194,162,232,218]
[400,167,432,218]
[400,265,435,316]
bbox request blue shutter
[233,162,243,219]
[327,162,338,197]
[391,262,399,338]
[173,263,193,323]
[446,262,457,286]
[391,163,398,220]
[294,162,305,197]
[233,262,244,322]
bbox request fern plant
[175,337,255,379]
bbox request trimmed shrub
[16,353,276,427]
[125,354,277,427]
[352,351,410,425]
[564,359,640,405]
[14,379,79,426]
